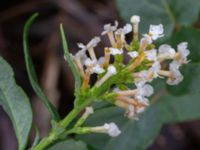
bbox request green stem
[32,133,57,150]
[33,98,92,150]
[60,108,81,127]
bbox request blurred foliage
[116,0,200,37]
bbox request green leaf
[23,13,60,121]
[60,24,82,97]
[116,0,200,36]
[78,93,200,150]
[0,57,32,150]
[47,139,88,150]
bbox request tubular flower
[70,15,189,122]
[90,122,121,137]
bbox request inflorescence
[70,15,190,137]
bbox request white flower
[176,42,190,64]
[167,68,183,85]
[149,61,161,78]
[128,51,138,58]
[78,37,101,50]
[149,24,164,40]
[101,21,119,35]
[90,122,121,137]
[84,58,105,74]
[84,58,96,66]
[87,37,101,48]
[138,70,150,82]
[140,84,154,97]
[115,24,132,35]
[158,44,176,59]
[92,65,105,74]
[169,60,181,70]
[103,122,121,137]
[145,49,157,61]
[75,50,88,64]
[140,34,153,45]
[123,24,132,34]
[109,48,123,55]
[136,83,154,97]
[107,65,117,75]
[115,24,132,42]
[136,62,161,83]
[130,15,140,24]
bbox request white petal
[141,84,154,97]
[141,34,152,45]
[150,61,161,72]
[75,50,88,64]
[149,24,164,40]
[158,44,176,58]
[103,122,121,137]
[107,65,117,75]
[167,68,183,85]
[92,65,105,74]
[84,58,96,66]
[128,51,138,58]
[169,60,181,70]
[130,15,140,24]
[177,42,190,58]
[138,70,150,81]
[109,48,123,55]
[87,37,101,48]
[122,24,132,34]
[101,21,118,35]
[145,49,157,61]
[178,42,188,52]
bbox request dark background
[0,0,199,149]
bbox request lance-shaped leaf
[60,24,82,96]
[23,13,60,121]
[0,57,32,150]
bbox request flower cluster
[71,15,190,137]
